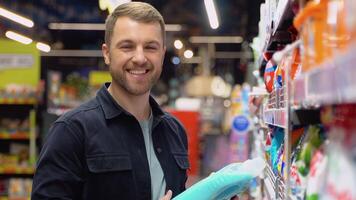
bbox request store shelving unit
[0,133,31,140]
[0,99,37,106]
[253,0,356,197]
[0,103,38,199]
[0,167,35,175]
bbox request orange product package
[325,0,352,53]
[294,0,328,72]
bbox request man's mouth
[127,69,149,75]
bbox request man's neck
[108,83,151,121]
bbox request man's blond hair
[104,2,165,46]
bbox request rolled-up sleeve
[32,121,85,200]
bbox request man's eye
[121,45,133,49]
[146,46,158,50]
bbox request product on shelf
[289,125,326,199]
[47,71,91,113]
[273,62,284,89]
[8,178,32,199]
[305,149,328,200]
[320,104,356,200]
[0,83,42,104]
[0,117,30,135]
[294,0,328,72]
[344,0,356,40]
[264,60,277,93]
[266,127,284,172]
[325,0,351,53]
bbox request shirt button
[157,148,162,153]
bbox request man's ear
[102,43,110,65]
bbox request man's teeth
[129,70,146,75]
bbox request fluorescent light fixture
[48,23,105,30]
[189,36,243,43]
[5,31,32,45]
[0,7,34,28]
[48,23,182,32]
[41,50,103,57]
[174,39,183,49]
[165,24,182,32]
[36,42,51,52]
[204,0,219,29]
[184,50,194,59]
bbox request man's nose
[132,47,147,65]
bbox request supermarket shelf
[0,197,30,200]
[293,45,356,105]
[272,0,294,35]
[0,167,35,175]
[290,109,320,126]
[0,133,32,140]
[263,109,286,128]
[263,163,286,199]
[257,0,294,69]
[0,98,37,105]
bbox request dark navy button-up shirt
[32,83,189,200]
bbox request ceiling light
[171,56,181,65]
[48,23,182,32]
[165,24,182,32]
[174,40,183,49]
[0,7,34,28]
[36,42,51,52]
[184,50,194,59]
[189,36,243,43]
[5,31,32,45]
[204,0,219,29]
[48,23,105,30]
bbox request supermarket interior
[0,0,355,199]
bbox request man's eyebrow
[115,40,134,47]
[146,40,161,46]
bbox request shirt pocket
[172,152,190,170]
[86,154,132,173]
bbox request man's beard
[109,66,161,96]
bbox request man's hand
[160,190,172,200]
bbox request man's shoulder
[160,112,186,133]
[56,97,101,124]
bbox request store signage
[99,0,131,13]
[0,54,34,70]
[232,115,250,132]
[0,39,40,88]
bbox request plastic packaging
[294,0,328,72]
[173,157,266,200]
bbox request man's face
[102,16,166,96]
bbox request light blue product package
[173,157,266,200]
[270,128,284,171]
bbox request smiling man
[32,2,189,200]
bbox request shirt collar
[97,82,165,120]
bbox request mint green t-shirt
[139,113,166,200]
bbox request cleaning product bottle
[173,157,266,200]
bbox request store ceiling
[0,0,262,50]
